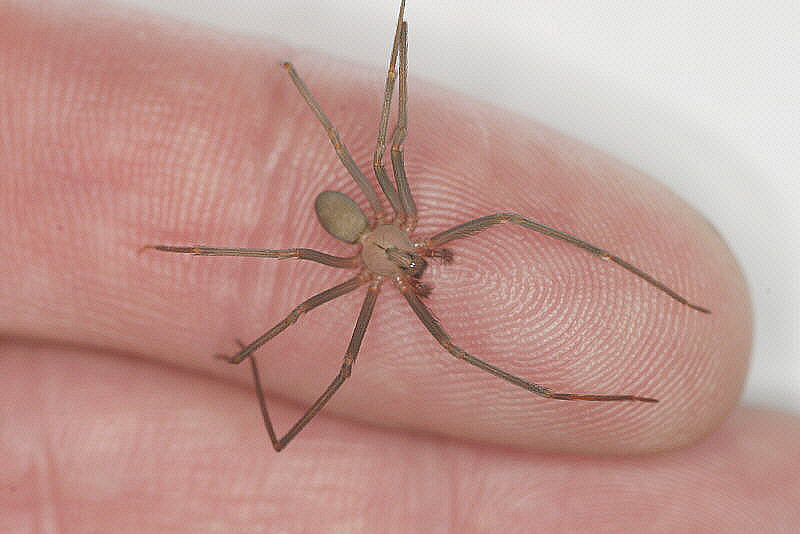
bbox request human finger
[0,1,748,454]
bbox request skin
[1,1,798,532]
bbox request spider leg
[372,0,406,221]
[389,22,417,232]
[281,61,384,220]
[248,278,382,451]
[217,275,365,364]
[143,245,360,268]
[423,212,710,313]
[395,277,658,403]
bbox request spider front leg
[248,279,382,451]
[395,277,658,403]
[422,212,710,313]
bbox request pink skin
[2,1,797,531]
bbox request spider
[146,0,709,451]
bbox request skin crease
[1,1,797,532]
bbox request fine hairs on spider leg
[144,0,710,451]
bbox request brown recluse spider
[145,0,710,451]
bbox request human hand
[2,2,797,532]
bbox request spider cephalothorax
[146,0,709,451]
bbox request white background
[117,0,799,414]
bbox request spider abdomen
[314,190,368,244]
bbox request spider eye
[405,255,428,277]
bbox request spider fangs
[145,0,710,451]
